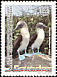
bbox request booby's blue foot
[25,49,33,57]
[32,49,39,55]
[25,53,33,57]
[38,52,45,55]
[33,52,38,55]
[32,49,37,55]
[18,51,25,61]
[35,49,45,55]
[19,55,25,60]
[34,51,45,55]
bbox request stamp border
[1,1,56,76]
[56,2,57,76]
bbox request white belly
[19,37,30,51]
[18,28,30,51]
[31,29,45,49]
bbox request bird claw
[25,53,33,57]
[32,52,38,55]
[19,55,25,61]
[32,52,45,55]
[38,52,45,55]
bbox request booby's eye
[18,24,23,28]
[36,24,43,29]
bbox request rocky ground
[5,54,51,72]
[13,54,51,67]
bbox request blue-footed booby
[13,21,32,60]
[27,22,48,55]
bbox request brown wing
[27,33,37,49]
[12,35,22,58]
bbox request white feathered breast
[31,29,45,49]
[18,28,30,51]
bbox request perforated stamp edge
[1,1,56,76]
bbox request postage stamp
[1,1,56,76]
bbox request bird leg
[37,48,45,55]
[32,49,34,54]
[25,48,33,57]
[25,48,27,54]
[37,48,39,54]
[17,50,25,61]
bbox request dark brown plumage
[12,35,22,58]
[27,33,37,49]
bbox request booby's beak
[13,25,22,34]
[15,24,22,30]
[43,25,49,29]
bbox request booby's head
[14,21,28,31]
[36,22,48,29]
[14,21,30,38]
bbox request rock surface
[13,54,51,67]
